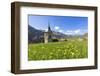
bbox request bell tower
[44,22,53,43]
[48,22,52,40]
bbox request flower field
[28,40,88,61]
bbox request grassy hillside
[28,40,88,60]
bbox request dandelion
[76,50,78,52]
[58,49,61,52]
[42,46,45,49]
[49,56,52,59]
[64,52,66,55]
[71,52,74,56]
[50,52,53,55]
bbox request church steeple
[44,22,53,43]
[48,22,52,41]
[48,22,52,33]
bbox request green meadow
[28,40,88,61]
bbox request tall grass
[28,40,88,60]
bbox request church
[44,23,53,43]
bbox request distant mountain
[28,25,87,43]
[28,25,44,43]
[28,25,70,43]
[52,31,68,39]
[83,33,88,37]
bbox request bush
[52,38,59,42]
[64,39,68,41]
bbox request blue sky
[28,15,88,35]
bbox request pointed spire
[48,22,50,29]
[48,22,51,32]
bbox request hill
[28,25,87,43]
[28,25,69,43]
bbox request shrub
[52,38,59,42]
[64,39,68,41]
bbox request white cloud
[66,30,73,33]
[54,26,60,30]
[59,30,63,33]
[74,29,80,34]
[45,29,48,32]
[65,29,81,35]
[65,32,73,35]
